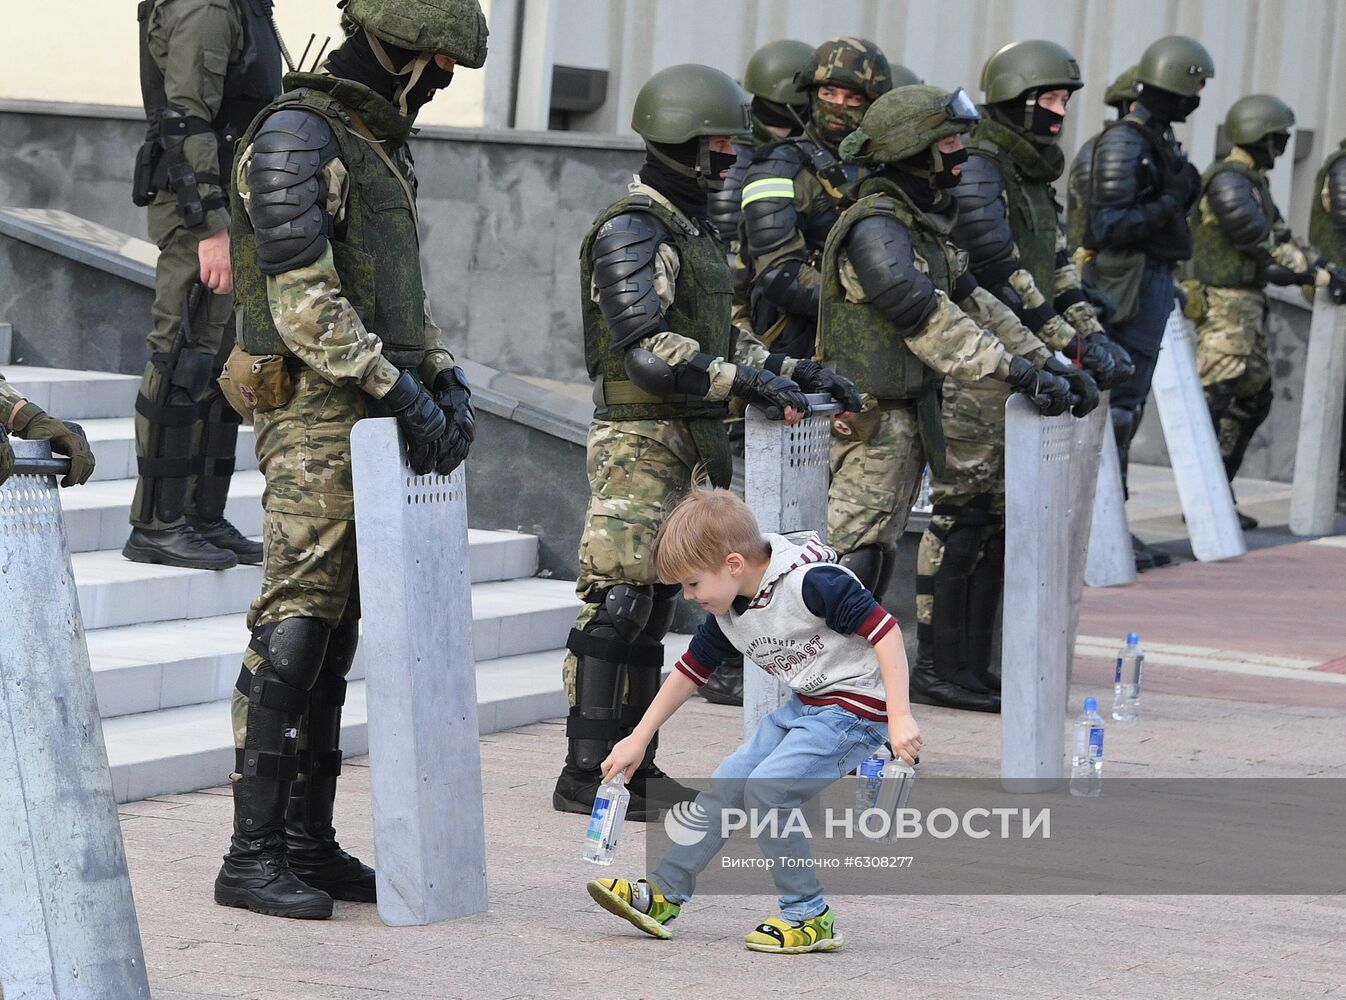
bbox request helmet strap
[365,30,432,116]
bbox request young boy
[587,484,921,954]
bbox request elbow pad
[247,109,340,275]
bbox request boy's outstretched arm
[874,629,922,765]
[601,670,701,782]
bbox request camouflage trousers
[231,365,367,747]
[131,199,237,529]
[916,377,1008,634]
[1196,287,1272,477]
[563,418,704,704]
[826,399,927,554]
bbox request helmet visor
[945,88,981,125]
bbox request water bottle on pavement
[1070,698,1105,797]
[582,773,630,865]
[1112,632,1145,721]
[855,750,886,811]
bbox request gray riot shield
[1150,305,1247,561]
[350,418,488,926]
[742,395,840,740]
[1065,394,1109,676]
[0,442,150,998]
[1084,408,1138,588]
[1289,289,1346,536]
[1001,396,1074,787]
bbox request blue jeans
[1109,261,1178,412]
[651,696,886,922]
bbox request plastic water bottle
[874,753,917,841]
[855,751,886,811]
[1112,632,1145,721]
[582,773,630,865]
[1070,698,1105,797]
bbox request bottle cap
[1127,631,1140,645]
[1083,696,1098,712]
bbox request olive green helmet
[341,0,488,68]
[1225,94,1295,146]
[630,63,751,143]
[980,39,1083,104]
[794,36,893,101]
[743,39,813,107]
[839,84,980,164]
[1136,35,1214,96]
[891,64,923,88]
[1105,65,1140,111]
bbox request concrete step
[100,637,690,803]
[62,470,265,553]
[88,573,576,718]
[2,365,140,419]
[73,529,543,631]
[81,416,258,483]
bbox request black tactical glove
[16,408,96,487]
[1044,357,1100,417]
[1077,333,1135,391]
[1205,379,1237,421]
[431,366,475,476]
[730,365,811,419]
[1006,356,1073,417]
[0,426,13,487]
[383,370,447,475]
[1167,160,1202,209]
[788,359,863,413]
[1325,263,1346,305]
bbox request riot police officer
[1066,65,1140,252]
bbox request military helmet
[1136,35,1214,96]
[631,64,751,144]
[795,36,893,102]
[1225,94,1296,146]
[839,84,980,164]
[980,39,1083,104]
[743,39,814,107]
[341,0,488,68]
[1105,65,1140,111]
[891,64,924,88]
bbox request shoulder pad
[591,212,669,351]
[950,154,1014,269]
[845,214,939,336]
[748,140,809,176]
[1327,157,1346,227]
[742,153,805,256]
[1206,168,1269,250]
[247,108,337,275]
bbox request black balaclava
[886,142,968,210]
[325,29,454,119]
[1244,131,1290,170]
[1137,85,1201,125]
[810,90,867,146]
[992,93,1066,142]
[640,141,712,220]
[752,96,803,133]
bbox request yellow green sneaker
[744,907,841,954]
[587,877,680,940]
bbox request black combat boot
[124,523,237,570]
[191,516,264,564]
[285,671,375,902]
[215,752,333,919]
[696,656,744,705]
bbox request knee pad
[252,617,331,692]
[601,584,654,642]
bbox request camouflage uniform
[1190,146,1324,481]
[127,0,282,567]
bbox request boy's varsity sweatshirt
[675,532,897,721]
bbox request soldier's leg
[126,202,236,569]
[217,370,366,918]
[187,317,263,563]
[827,401,925,593]
[284,609,376,901]
[913,381,1004,713]
[556,422,695,819]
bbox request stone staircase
[5,363,688,803]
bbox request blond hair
[654,481,769,583]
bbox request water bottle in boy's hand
[1112,631,1145,721]
[1070,698,1105,798]
[583,773,630,865]
[874,752,916,841]
[855,751,886,811]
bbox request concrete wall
[0,100,642,382]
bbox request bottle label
[1089,726,1104,760]
[586,798,611,842]
[1114,656,1124,684]
[859,756,884,779]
